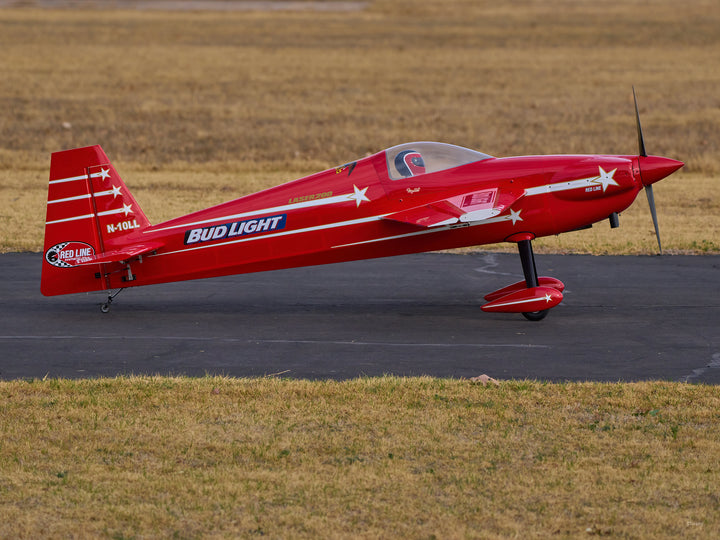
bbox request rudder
[41,145,151,296]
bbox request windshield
[385,142,492,180]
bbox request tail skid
[41,145,158,296]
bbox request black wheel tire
[522,310,549,322]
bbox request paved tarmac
[1,252,718,383]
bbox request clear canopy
[385,142,493,180]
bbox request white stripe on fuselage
[524,166,618,196]
[151,214,388,258]
[148,191,366,234]
[524,177,596,196]
[331,213,516,249]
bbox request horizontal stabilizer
[83,241,164,265]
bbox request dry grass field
[2,376,720,539]
[0,0,718,253]
[1,3,719,538]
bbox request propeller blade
[645,184,662,254]
[633,86,647,158]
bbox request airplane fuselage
[100,152,641,290]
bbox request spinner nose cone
[638,155,684,186]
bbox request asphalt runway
[1,252,718,383]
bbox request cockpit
[385,142,493,180]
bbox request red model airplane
[41,91,682,319]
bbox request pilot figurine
[395,150,426,177]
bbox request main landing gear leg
[101,289,123,313]
[517,239,548,322]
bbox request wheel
[522,309,549,322]
[101,303,110,313]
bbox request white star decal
[593,166,618,192]
[122,203,133,216]
[509,209,523,225]
[347,185,370,207]
[544,293,553,303]
[98,168,111,180]
[111,185,122,198]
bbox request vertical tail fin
[41,145,152,296]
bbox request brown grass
[1,376,719,539]
[1,0,718,253]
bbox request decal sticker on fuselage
[335,161,357,175]
[45,241,96,268]
[184,214,286,245]
[106,219,141,234]
[288,191,333,205]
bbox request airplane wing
[383,201,462,227]
[83,241,165,265]
[383,187,524,228]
